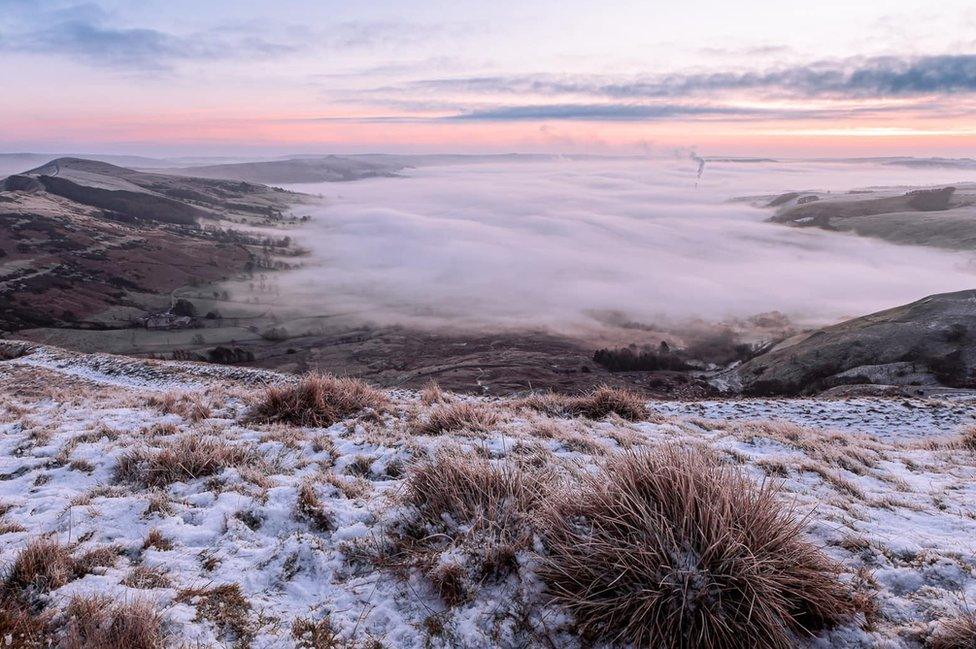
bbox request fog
[273,158,976,339]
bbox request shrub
[413,402,500,435]
[61,595,167,649]
[538,446,857,648]
[115,436,257,487]
[930,610,976,649]
[248,374,388,427]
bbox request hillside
[0,158,304,329]
[736,289,976,395]
[167,156,405,184]
[766,184,976,250]
[0,340,974,647]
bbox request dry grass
[395,449,551,582]
[61,594,167,649]
[930,610,976,649]
[0,596,50,647]
[957,426,976,452]
[115,435,257,487]
[538,446,858,648]
[122,565,172,590]
[419,381,450,406]
[248,374,388,427]
[3,538,76,594]
[513,385,648,421]
[292,615,342,648]
[148,391,212,422]
[296,480,335,532]
[413,402,501,435]
[176,583,253,646]
[142,529,173,552]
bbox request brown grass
[3,538,75,594]
[122,565,172,590]
[538,446,858,648]
[957,426,976,452]
[413,402,501,435]
[142,529,173,552]
[61,595,167,649]
[176,583,253,646]
[395,450,551,582]
[115,435,257,487]
[147,391,212,422]
[0,595,50,647]
[248,374,388,427]
[292,615,342,648]
[930,610,976,649]
[296,480,335,532]
[513,386,648,421]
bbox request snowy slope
[1,340,974,647]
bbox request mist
[270,158,976,340]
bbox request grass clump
[248,374,388,427]
[61,595,167,649]
[295,480,335,532]
[514,385,648,421]
[930,610,976,649]
[538,445,858,648]
[4,538,76,595]
[394,449,550,588]
[176,583,253,646]
[413,402,501,435]
[115,435,257,487]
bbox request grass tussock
[395,450,550,585]
[956,426,976,452]
[413,402,501,435]
[930,610,976,649]
[0,597,50,647]
[514,385,648,421]
[115,436,257,487]
[296,480,335,532]
[61,595,167,649]
[176,583,253,646]
[538,445,858,648]
[4,538,76,594]
[248,374,388,427]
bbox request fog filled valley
[7,154,976,396]
[276,157,976,332]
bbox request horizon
[3,0,976,157]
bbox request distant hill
[0,157,302,329]
[766,184,976,251]
[167,156,405,184]
[736,289,976,395]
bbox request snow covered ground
[1,341,975,647]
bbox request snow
[0,341,974,647]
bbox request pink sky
[3,1,976,157]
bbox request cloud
[0,13,296,71]
[448,104,753,121]
[0,3,481,72]
[412,54,976,100]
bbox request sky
[2,0,976,156]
